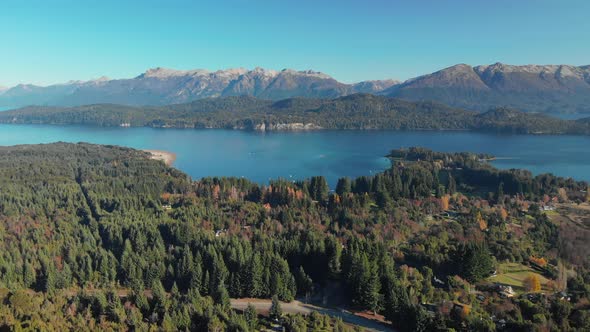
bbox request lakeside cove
[1,124,589,187]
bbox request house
[433,276,445,286]
[496,284,516,298]
[556,291,571,302]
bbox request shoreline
[0,122,587,137]
[143,149,176,166]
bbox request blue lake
[0,124,589,186]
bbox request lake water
[552,113,589,120]
[0,124,589,186]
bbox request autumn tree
[530,256,548,268]
[524,274,542,292]
[440,194,450,211]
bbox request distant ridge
[2,94,590,135]
[1,63,590,115]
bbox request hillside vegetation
[2,94,590,135]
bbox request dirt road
[231,298,395,332]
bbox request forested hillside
[2,94,589,135]
[0,144,589,331]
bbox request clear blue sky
[1,0,589,87]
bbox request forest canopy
[0,143,588,331]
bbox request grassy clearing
[489,262,551,293]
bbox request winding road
[231,298,395,332]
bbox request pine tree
[43,265,56,295]
[191,255,203,291]
[121,239,137,284]
[269,295,282,321]
[335,177,352,196]
[106,290,125,323]
[213,283,230,309]
[93,290,109,316]
[125,306,144,329]
[448,173,457,195]
[203,270,210,295]
[309,176,329,202]
[456,243,495,283]
[170,282,180,309]
[161,312,176,332]
[246,254,263,297]
[178,245,194,289]
[360,258,381,313]
[152,279,168,313]
[23,262,36,288]
[405,305,430,332]
[244,303,258,329]
[296,266,313,298]
[392,171,403,198]
[326,236,342,278]
[132,284,150,313]
[229,272,242,298]
[496,182,505,203]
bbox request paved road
[59,289,395,331]
[231,299,395,332]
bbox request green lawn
[489,262,551,292]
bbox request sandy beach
[143,150,177,166]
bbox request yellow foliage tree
[499,207,508,221]
[460,305,471,319]
[441,194,450,211]
[524,274,542,292]
[476,212,487,231]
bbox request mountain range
[0,67,398,108]
[385,63,590,114]
[1,63,589,115]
